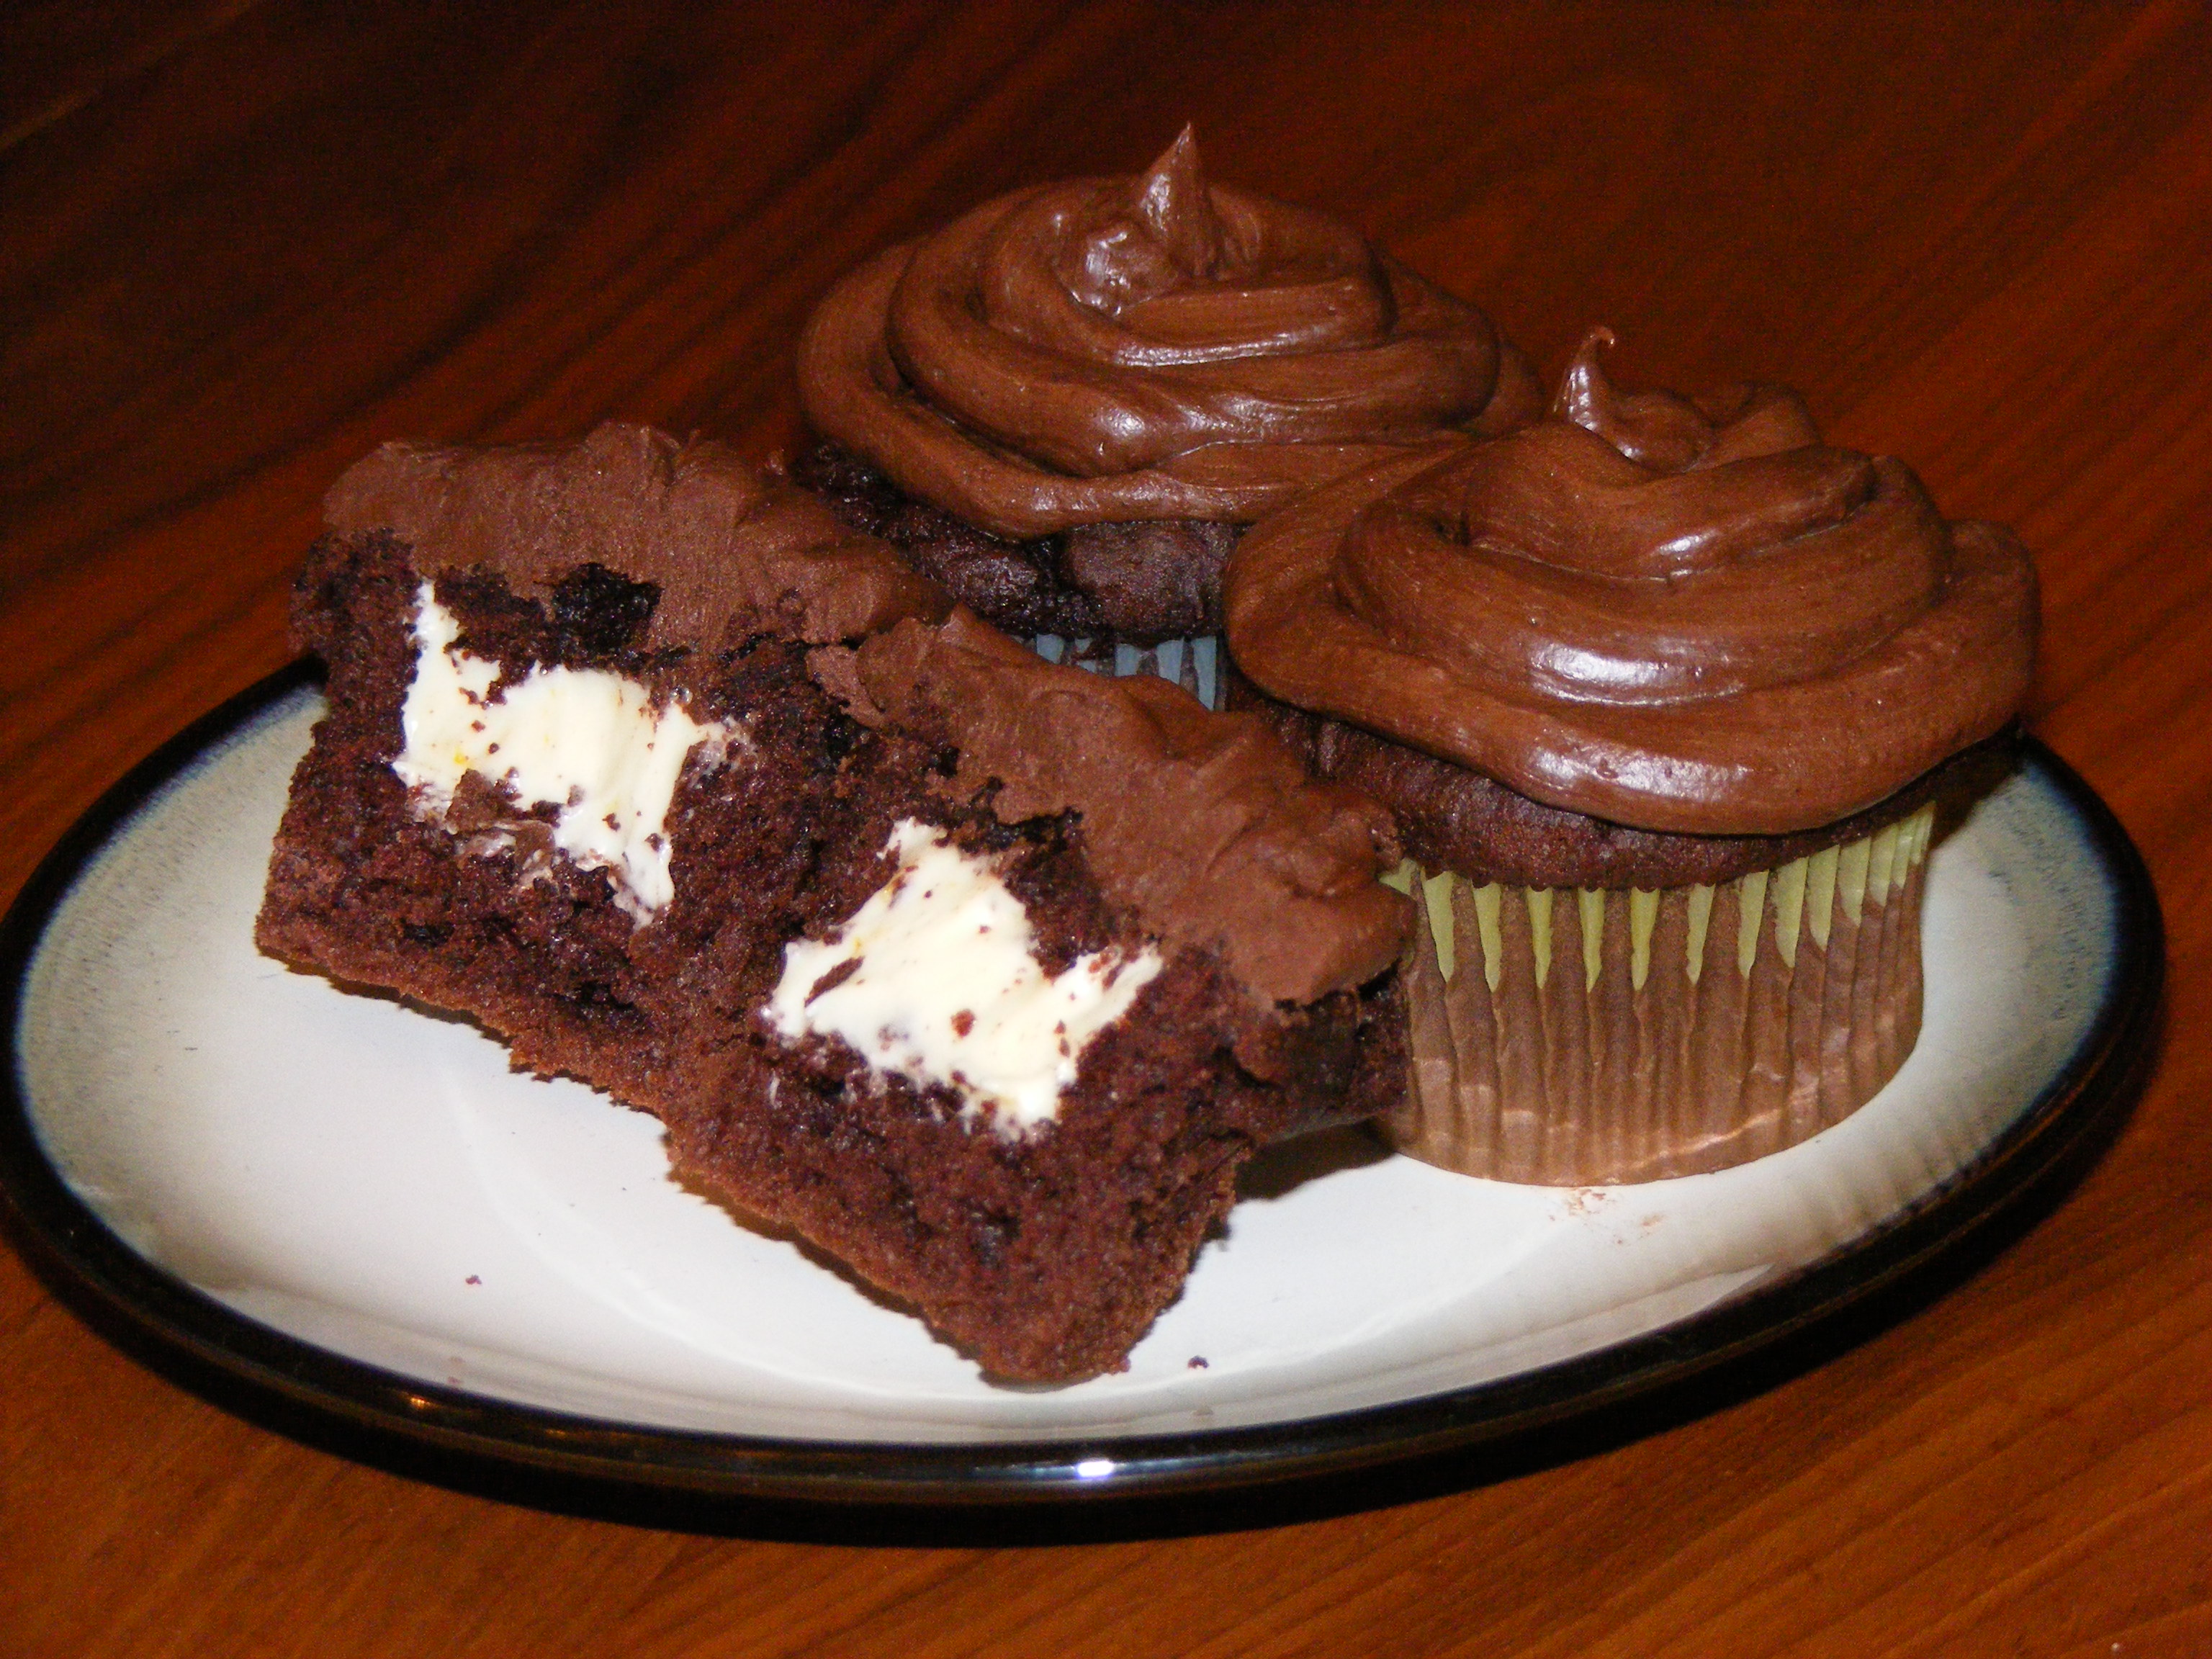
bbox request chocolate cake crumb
[790,442,1236,642]
[258,436,1408,1381]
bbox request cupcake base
[1384,806,1933,1184]
[787,443,1233,644]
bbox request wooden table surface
[5,4,2209,1654]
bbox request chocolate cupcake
[260,425,1413,1382]
[794,127,1540,698]
[1225,329,2038,1183]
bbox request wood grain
[4,4,2209,1655]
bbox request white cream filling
[767,819,1164,1133]
[394,582,730,920]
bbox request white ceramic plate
[0,671,2160,1509]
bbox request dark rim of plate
[0,664,2165,1518]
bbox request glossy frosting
[832,610,1411,1004]
[799,128,1540,539]
[326,423,950,647]
[1226,330,2038,835]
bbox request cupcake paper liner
[1382,804,1934,1185]
[1032,634,1223,710]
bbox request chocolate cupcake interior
[260,428,1411,1380]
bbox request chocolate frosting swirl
[325,423,950,647]
[832,610,1411,1004]
[1226,330,2038,835]
[799,128,1540,539]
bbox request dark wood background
[5,4,2209,1654]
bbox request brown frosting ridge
[835,610,1411,1004]
[1226,329,2038,835]
[325,423,950,647]
[799,128,1541,539]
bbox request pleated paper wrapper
[1382,804,1934,1185]
[1032,634,1223,709]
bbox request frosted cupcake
[794,127,1539,703]
[1224,330,2038,1183]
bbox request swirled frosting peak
[1226,329,2038,835]
[799,127,1541,539]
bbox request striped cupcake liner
[1382,804,1935,1184]
[1030,634,1223,710]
